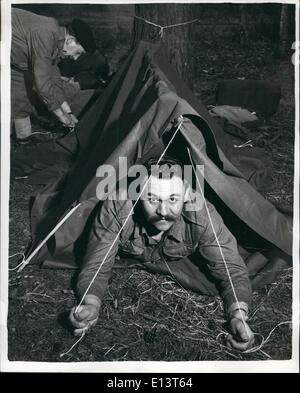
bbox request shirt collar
[165,218,183,243]
[132,222,157,245]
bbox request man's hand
[68,77,81,90]
[226,310,255,351]
[69,113,79,127]
[69,295,101,336]
[53,102,78,129]
[58,112,78,128]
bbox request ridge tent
[23,41,292,283]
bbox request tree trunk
[239,5,250,48]
[277,4,290,58]
[131,3,196,88]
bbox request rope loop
[134,15,198,38]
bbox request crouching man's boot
[13,116,32,142]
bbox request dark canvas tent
[24,41,292,278]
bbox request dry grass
[8,263,292,361]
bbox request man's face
[62,35,85,60]
[140,175,187,232]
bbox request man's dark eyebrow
[147,192,159,198]
[147,192,182,198]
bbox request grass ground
[7,23,295,362]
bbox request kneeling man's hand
[227,310,255,351]
[69,295,101,336]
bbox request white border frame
[1,0,299,373]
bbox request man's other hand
[59,112,78,128]
[69,295,101,336]
[227,317,255,351]
[53,102,79,128]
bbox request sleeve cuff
[227,301,249,320]
[76,282,106,304]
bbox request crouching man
[11,8,98,141]
[69,157,255,351]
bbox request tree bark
[131,3,196,88]
[239,5,250,48]
[277,4,291,58]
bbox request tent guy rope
[9,252,25,271]
[60,330,86,358]
[244,320,291,354]
[186,147,248,332]
[134,15,198,38]
[17,203,82,272]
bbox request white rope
[186,147,248,331]
[134,15,198,37]
[17,203,82,272]
[30,131,52,136]
[9,252,25,271]
[244,321,291,354]
[75,116,184,313]
[60,330,86,358]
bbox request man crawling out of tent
[69,156,256,351]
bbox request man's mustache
[148,215,176,223]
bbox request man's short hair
[66,19,97,53]
[143,156,184,181]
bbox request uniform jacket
[77,198,252,311]
[11,8,70,111]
